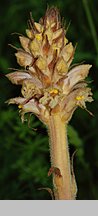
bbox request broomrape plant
[6,7,93,200]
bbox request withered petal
[7,97,40,119]
[63,64,92,94]
[61,86,93,122]
[15,51,33,67]
[19,36,30,53]
[6,97,25,105]
[6,72,32,85]
[61,42,74,64]
[68,64,92,77]
[21,98,40,114]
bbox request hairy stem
[48,112,73,200]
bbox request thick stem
[48,112,73,200]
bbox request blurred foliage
[0,0,98,200]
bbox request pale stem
[48,112,72,200]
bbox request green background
[0,0,98,200]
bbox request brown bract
[6,7,93,124]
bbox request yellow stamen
[18,104,23,109]
[49,89,59,94]
[76,95,84,101]
[35,34,42,40]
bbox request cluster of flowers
[6,7,93,124]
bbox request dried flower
[6,7,93,124]
[6,7,93,200]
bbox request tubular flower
[6,7,93,124]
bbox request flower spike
[6,7,93,200]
